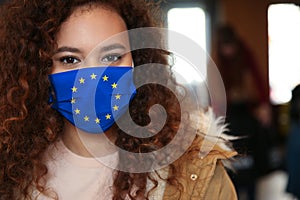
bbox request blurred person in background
[286,84,300,200]
[214,24,274,200]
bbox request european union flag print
[49,66,136,133]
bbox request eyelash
[101,54,123,63]
[58,53,123,67]
[59,56,81,65]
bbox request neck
[62,120,117,157]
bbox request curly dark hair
[0,0,189,199]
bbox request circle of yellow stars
[70,73,122,125]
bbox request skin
[51,5,132,157]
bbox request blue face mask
[48,66,136,134]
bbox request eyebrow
[55,46,82,54]
[54,43,128,55]
[99,43,127,52]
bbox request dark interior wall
[161,0,270,89]
[217,0,270,94]
[217,0,300,98]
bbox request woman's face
[51,5,132,74]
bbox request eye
[60,56,81,64]
[101,54,122,63]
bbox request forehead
[55,5,128,53]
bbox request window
[167,7,207,83]
[268,4,300,104]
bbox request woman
[0,0,237,199]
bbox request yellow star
[105,114,111,120]
[84,116,89,122]
[74,108,80,115]
[113,105,119,111]
[102,75,109,81]
[70,98,76,104]
[90,73,97,80]
[115,94,121,100]
[111,82,118,89]
[95,118,100,124]
[79,77,85,84]
[71,86,78,93]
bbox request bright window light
[168,7,206,83]
[268,4,300,104]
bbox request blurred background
[1,0,299,199]
[158,0,300,199]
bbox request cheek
[104,53,132,68]
[123,53,133,66]
[50,62,61,74]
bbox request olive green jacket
[149,108,238,200]
[162,141,237,200]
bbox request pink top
[34,140,118,199]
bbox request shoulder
[185,107,237,165]
[163,144,237,199]
[163,108,237,199]
[167,138,237,199]
[203,160,238,200]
